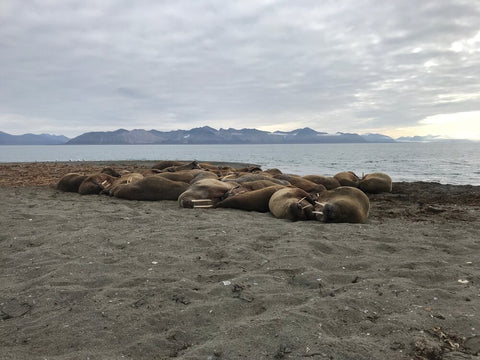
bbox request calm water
[1,143,479,185]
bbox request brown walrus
[222,174,288,185]
[112,176,189,201]
[103,172,144,195]
[239,179,284,191]
[198,162,234,172]
[313,186,370,223]
[155,169,207,183]
[264,168,283,176]
[178,179,237,208]
[159,161,202,173]
[216,185,284,212]
[218,179,282,199]
[268,187,316,221]
[333,171,361,187]
[57,173,89,192]
[78,173,117,195]
[100,167,122,178]
[190,171,219,183]
[151,160,186,170]
[302,175,340,190]
[358,172,392,194]
[236,165,263,173]
[273,174,326,194]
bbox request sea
[1,142,479,185]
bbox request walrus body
[236,165,263,173]
[268,187,316,221]
[216,185,284,212]
[178,179,237,208]
[303,175,341,190]
[151,160,186,171]
[155,170,208,184]
[112,176,189,201]
[334,171,361,187]
[264,168,283,176]
[359,172,392,194]
[100,167,122,178]
[314,186,370,223]
[78,174,117,195]
[57,173,89,193]
[105,173,144,195]
[273,174,326,194]
[239,179,283,191]
[223,174,288,185]
[190,171,219,183]
[160,161,201,173]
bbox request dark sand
[1,162,479,359]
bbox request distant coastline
[0,127,474,145]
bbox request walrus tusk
[191,199,212,203]
[301,204,313,210]
[297,196,306,203]
[312,211,324,215]
[193,204,214,208]
[315,201,326,206]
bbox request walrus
[264,168,283,176]
[358,172,392,194]
[216,185,284,212]
[268,187,316,221]
[239,179,284,191]
[196,163,237,176]
[103,172,144,195]
[222,174,288,185]
[215,179,281,199]
[151,160,186,171]
[273,174,326,194]
[100,167,122,178]
[236,165,263,173]
[160,161,201,173]
[190,171,219,183]
[155,169,207,183]
[313,186,370,223]
[112,176,189,201]
[78,173,117,195]
[198,162,223,171]
[178,178,237,208]
[333,171,361,187]
[302,175,341,190]
[57,173,88,192]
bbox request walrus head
[313,200,364,223]
[101,167,122,177]
[285,197,315,221]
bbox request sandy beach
[1,162,479,359]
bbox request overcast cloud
[1,0,480,138]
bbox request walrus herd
[56,160,392,223]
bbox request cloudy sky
[1,0,480,139]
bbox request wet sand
[1,162,479,359]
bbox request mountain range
[0,131,69,145]
[0,127,472,145]
[65,127,397,145]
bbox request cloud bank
[1,0,480,138]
